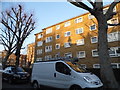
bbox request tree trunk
[97,14,119,89]
[15,44,21,67]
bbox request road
[2,81,62,90]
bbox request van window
[56,62,71,75]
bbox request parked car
[2,66,30,84]
[31,60,103,90]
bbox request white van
[31,60,103,90]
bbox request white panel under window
[64,21,71,27]
[88,14,95,19]
[65,31,71,37]
[64,42,71,48]
[76,39,84,45]
[38,34,43,39]
[77,51,86,58]
[75,17,83,23]
[37,41,43,46]
[107,32,119,42]
[92,49,99,57]
[91,36,98,43]
[76,28,84,34]
[46,28,52,34]
[56,25,60,30]
[64,52,72,58]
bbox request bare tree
[0,5,35,68]
[67,0,120,89]
[0,11,17,69]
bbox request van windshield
[66,62,88,73]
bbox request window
[64,21,71,27]
[76,28,84,34]
[55,44,60,49]
[38,34,43,39]
[45,55,52,60]
[109,47,120,57]
[56,62,71,75]
[76,39,84,45]
[77,51,86,58]
[64,42,71,48]
[36,58,42,61]
[37,49,42,55]
[56,34,60,39]
[46,36,52,43]
[92,49,99,57]
[90,24,96,31]
[80,64,86,68]
[45,45,52,52]
[93,64,100,68]
[91,36,98,43]
[107,32,119,42]
[56,25,60,30]
[88,14,95,19]
[65,31,71,37]
[37,41,43,46]
[46,28,52,34]
[64,52,72,58]
[107,18,119,28]
[75,17,83,23]
[111,63,120,68]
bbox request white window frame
[55,44,60,49]
[107,32,119,42]
[64,52,72,58]
[45,45,52,52]
[92,49,99,57]
[64,21,71,27]
[75,17,83,23]
[93,64,100,68]
[65,31,71,37]
[64,42,71,48]
[37,49,42,55]
[37,41,43,47]
[109,47,120,57]
[46,36,52,43]
[90,24,96,31]
[45,55,52,60]
[91,36,98,43]
[46,28,52,34]
[56,34,60,39]
[36,58,42,62]
[80,64,87,68]
[77,51,86,58]
[76,39,84,46]
[56,25,60,30]
[76,28,84,34]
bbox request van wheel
[33,81,39,90]
[70,85,82,90]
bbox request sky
[0,0,112,54]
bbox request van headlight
[83,76,92,83]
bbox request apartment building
[34,4,120,68]
[27,43,35,67]
[0,50,27,67]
